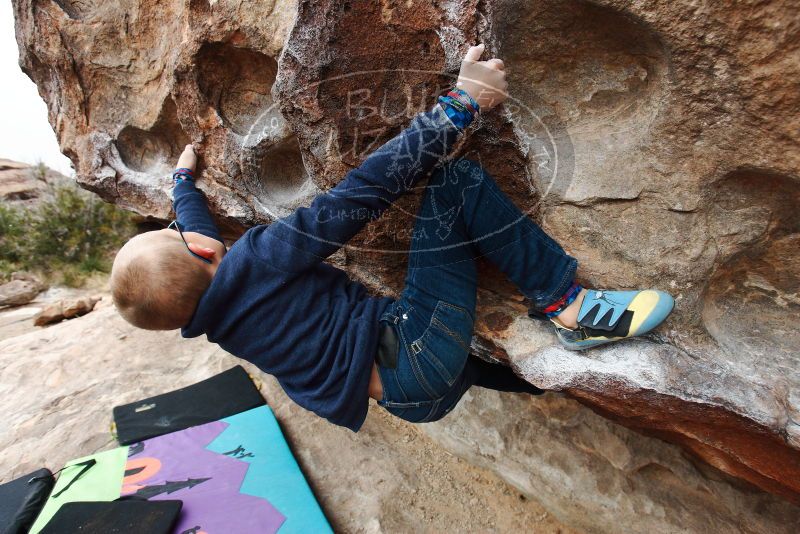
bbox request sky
[0,2,73,175]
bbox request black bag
[113,365,265,445]
[39,500,182,533]
[0,468,54,534]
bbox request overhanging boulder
[13,0,800,511]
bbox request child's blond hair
[110,236,211,330]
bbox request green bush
[0,185,136,286]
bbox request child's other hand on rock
[457,43,508,111]
[176,144,198,172]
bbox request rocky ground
[0,285,574,533]
[3,284,799,533]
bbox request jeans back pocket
[409,300,473,398]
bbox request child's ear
[187,241,216,260]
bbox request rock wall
[13,0,800,527]
[426,388,800,534]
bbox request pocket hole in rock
[258,136,312,206]
[116,99,190,175]
[494,0,668,127]
[52,0,97,19]
[196,42,281,137]
[703,170,800,365]
[493,0,669,202]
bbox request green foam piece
[30,446,129,533]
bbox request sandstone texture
[0,158,46,203]
[32,295,100,326]
[13,0,800,516]
[0,158,70,205]
[0,274,43,307]
[0,159,46,203]
[0,284,105,342]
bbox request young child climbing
[111,44,674,429]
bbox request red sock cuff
[542,282,582,317]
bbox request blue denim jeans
[376,158,577,423]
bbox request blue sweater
[178,104,466,431]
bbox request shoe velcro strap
[579,307,633,337]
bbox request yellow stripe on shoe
[627,290,661,336]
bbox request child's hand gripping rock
[176,144,198,173]
[457,43,508,111]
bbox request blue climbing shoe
[552,289,674,350]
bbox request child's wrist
[173,168,195,183]
[437,87,480,131]
[447,88,480,115]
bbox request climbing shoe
[551,289,674,351]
